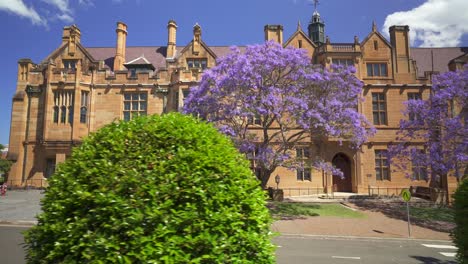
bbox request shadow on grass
[347,198,455,233]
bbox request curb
[0,220,37,227]
[277,233,453,242]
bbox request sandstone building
[7,9,467,197]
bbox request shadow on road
[410,255,457,264]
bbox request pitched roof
[86,45,242,71]
[410,47,468,77]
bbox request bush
[25,113,275,263]
[452,178,468,263]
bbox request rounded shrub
[25,113,275,263]
[452,177,468,263]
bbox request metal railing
[282,187,325,197]
[367,186,408,197]
[2,179,48,189]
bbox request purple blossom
[184,41,374,187]
[389,65,468,182]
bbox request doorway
[332,153,352,192]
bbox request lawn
[268,202,366,220]
[403,205,454,223]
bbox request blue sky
[0,0,467,146]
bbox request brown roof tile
[86,45,244,71]
[411,47,468,77]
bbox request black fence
[367,186,409,197]
[281,187,325,197]
[1,179,48,189]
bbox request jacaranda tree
[389,65,468,202]
[184,41,374,188]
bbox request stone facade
[6,11,466,197]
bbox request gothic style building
[7,9,466,197]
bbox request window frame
[411,149,427,181]
[366,63,388,77]
[332,58,354,67]
[296,147,312,181]
[375,150,390,181]
[372,92,387,125]
[187,58,208,70]
[123,92,148,121]
[407,92,422,121]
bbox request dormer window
[63,60,76,70]
[187,58,207,70]
[367,63,387,77]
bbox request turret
[308,10,325,46]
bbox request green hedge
[452,177,468,264]
[25,113,275,263]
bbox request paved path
[272,209,450,240]
[0,190,42,225]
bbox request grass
[268,202,366,220]
[402,205,454,223]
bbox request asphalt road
[274,234,458,264]
[0,226,458,264]
[0,225,28,264]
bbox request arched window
[68,106,73,124]
[80,106,87,124]
[53,106,59,123]
[60,106,67,123]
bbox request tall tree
[389,66,468,202]
[0,144,12,183]
[184,41,374,188]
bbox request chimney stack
[62,24,81,44]
[192,23,202,55]
[62,25,81,56]
[114,22,128,71]
[264,25,283,45]
[167,20,177,59]
[389,25,411,74]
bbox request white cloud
[383,0,468,47]
[0,0,45,25]
[57,13,73,23]
[41,0,71,14]
[41,0,75,23]
[78,0,94,6]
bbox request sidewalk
[272,195,452,241]
[0,190,453,241]
[0,190,42,225]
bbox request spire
[372,20,377,32]
[313,0,320,12]
[297,20,302,31]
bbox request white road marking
[332,256,361,260]
[422,244,457,249]
[439,252,456,257]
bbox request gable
[284,30,316,58]
[177,40,218,69]
[361,32,392,60]
[42,42,98,71]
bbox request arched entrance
[332,153,352,192]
